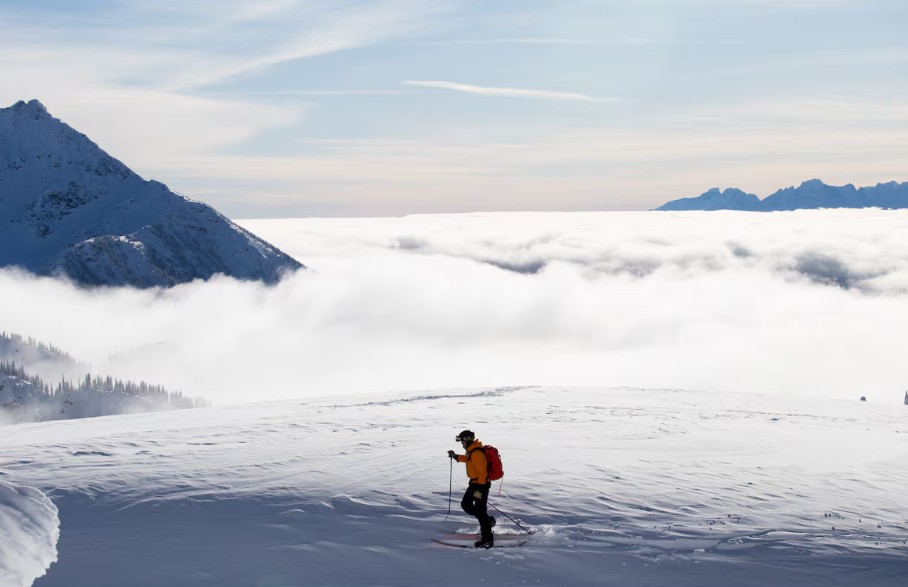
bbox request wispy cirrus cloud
[228,90,406,97]
[2,1,452,95]
[403,80,605,102]
[0,0,448,190]
[168,1,451,90]
[408,37,665,47]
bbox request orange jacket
[455,440,489,485]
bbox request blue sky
[2,0,907,217]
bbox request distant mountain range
[0,99,303,288]
[655,179,908,211]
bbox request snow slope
[0,100,302,287]
[1,386,906,586]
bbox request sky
[1,211,907,406]
[2,0,908,217]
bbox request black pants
[461,483,493,541]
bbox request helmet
[456,429,475,442]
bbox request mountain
[655,179,908,211]
[653,187,762,211]
[0,99,303,287]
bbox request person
[447,429,495,548]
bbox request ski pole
[490,503,533,535]
[444,457,453,520]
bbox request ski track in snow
[0,386,907,586]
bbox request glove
[472,489,483,499]
[447,450,456,459]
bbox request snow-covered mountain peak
[0,99,302,287]
[2,99,67,142]
[9,99,49,119]
[0,99,129,177]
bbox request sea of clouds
[2,210,907,405]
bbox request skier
[447,429,495,548]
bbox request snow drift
[0,481,59,587]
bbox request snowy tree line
[0,331,75,362]
[0,359,209,424]
[0,330,89,381]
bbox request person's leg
[475,484,493,543]
[460,486,476,516]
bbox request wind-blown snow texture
[656,179,908,211]
[0,481,59,587]
[1,386,906,586]
[0,99,302,287]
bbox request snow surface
[0,480,59,587]
[1,386,906,586]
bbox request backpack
[481,445,504,481]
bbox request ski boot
[474,537,494,549]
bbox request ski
[432,535,529,550]
[437,533,528,541]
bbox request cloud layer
[2,211,907,405]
